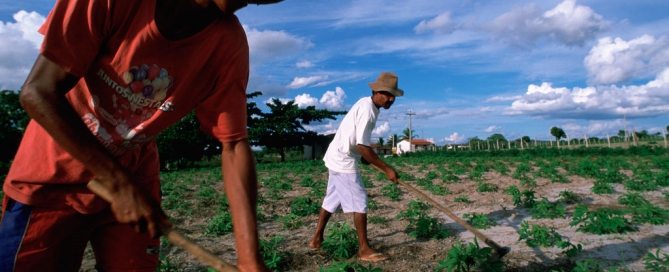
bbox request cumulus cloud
[585,35,669,84]
[372,121,390,137]
[294,93,318,108]
[444,132,466,144]
[287,75,329,89]
[414,12,455,35]
[290,87,347,111]
[0,10,45,90]
[507,68,669,119]
[319,87,346,110]
[489,0,607,47]
[244,26,312,64]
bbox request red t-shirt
[4,0,249,213]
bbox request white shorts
[322,170,368,214]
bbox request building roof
[400,139,434,146]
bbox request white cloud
[0,10,45,90]
[444,132,466,144]
[489,0,607,47]
[485,125,500,133]
[585,35,669,84]
[287,75,329,89]
[294,93,318,108]
[319,87,346,110]
[507,68,669,119]
[296,60,313,68]
[414,12,454,35]
[372,121,390,137]
[244,26,312,64]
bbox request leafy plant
[397,200,450,239]
[381,183,402,201]
[643,249,669,272]
[592,181,614,194]
[571,259,604,272]
[368,215,389,225]
[463,213,496,229]
[530,198,565,219]
[290,196,320,216]
[322,222,359,260]
[454,195,471,203]
[518,221,582,257]
[435,239,504,272]
[260,236,291,271]
[280,213,303,230]
[506,185,535,208]
[558,190,580,204]
[476,182,498,193]
[205,210,233,236]
[570,205,636,234]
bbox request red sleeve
[195,29,250,143]
[39,0,111,77]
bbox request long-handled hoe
[395,178,510,258]
[87,180,237,272]
[371,165,510,258]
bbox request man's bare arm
[20,55,165,237]
[220,138,266,271]
[356,144,398,182]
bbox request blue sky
[2,1,669,144]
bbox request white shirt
[323,97,379,173]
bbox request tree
[0,90,29,164]
[156,112,220,169]
[401,128,417,141]
[249,98,344,162]
[377,137,385,146]
[487,133,506,142]
[550,127,566,147]
[387,134,399,146]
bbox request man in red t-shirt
[0,0,279,271]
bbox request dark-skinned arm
[19,55,166,238]
[356,144,398,183]
[220,138,267,272]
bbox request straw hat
[368,72,404,97]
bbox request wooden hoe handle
[395,179,509,257]
[87,180,238,272]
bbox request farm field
[84,147,669,271]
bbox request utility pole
[406,110,416,152]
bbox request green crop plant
[381,183,402,201]
[319,261,382,272]
[205,210,233,236]
[398,200,450,240]
[618,193,669,225]
[592,181,614,194]
[643,249,669,272]
[454,195,471,203]
[368,215,389,225]
[506,185,535,208]
[299,176,317,187]
[512,162,532,180]
[440,169,460,183]
[290,196,320,217]
[260,236,291,271]
[558,190,580,204]
[570,205,636,234]
[367,198,379,211]
[322,222,359,260]
[434,239,504,272]
[280,213,303,230]
[530,198,565,219]
[476,182,498,193]
[463,213,496,229]
[492,162,509,176]
[570,259,605,272]
[518,221,582,257]
[425,170,439,180]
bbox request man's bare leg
[308,208,332,249]
[353,212,381,258]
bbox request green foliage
[322,222,359,260]
[643,249,669,272]
[260,236,291,271]
[0,90,29,174]
[618,193,669,225]
[463,213,496,229]
[381,183,402,201]
[530,198,566,219]
[290,196,320,216]
[506,185,535,208]
[571,259,604,272]
[454,195,471,203]
[205,210,233,236]
[476,182,498,193]
[570,205,636,234]
[558,190,580,204]
[319,261,382,272]
[300,176,317,187]
[435,239,504,272]
[518,221,582,257]
[156,112,220,170]
[368,215,389,225]
[280,213,303,230]
[592,181,614,194]
[397,200,450,239]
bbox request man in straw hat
[0,0,280,271]
[308,71,403,262]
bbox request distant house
[396,139,436,154]
[303,134,335,160]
